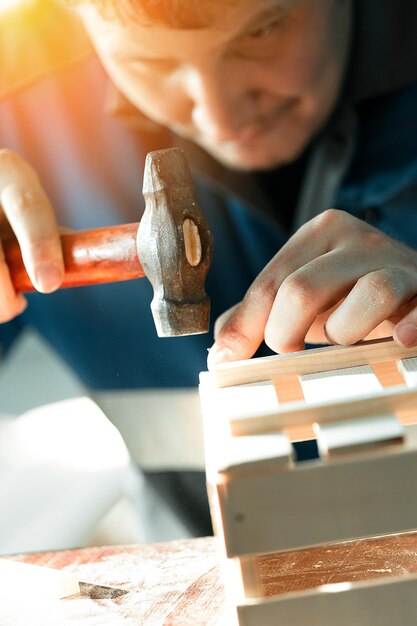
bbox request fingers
[0,150,64,295]
[393,296,417,348]
[264,251,351,353]
[208,211,339,367]
[209,209,417,367]
[325,268,414,345]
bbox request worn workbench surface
[4,532,417,625]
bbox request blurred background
[0,328,205,554]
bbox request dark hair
[64,0,234,28]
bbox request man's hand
[208,209,417,367]
[0,150,64,322]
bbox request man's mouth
[227,99,298,147]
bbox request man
[1,0,417,535]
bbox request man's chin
[205,145,288,172]
[201,138,302,172]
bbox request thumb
[208,298,268,369]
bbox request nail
[394,322,417,348]
[207,344,234,369]
[35,262,62,293]
[324,324,339,346]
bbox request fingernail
[324,324,339,346]
[394,322,417,348]
[35,262,62,293]
[207,344,234,369]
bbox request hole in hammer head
[183,218,202,266]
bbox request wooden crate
[199,338,417,625]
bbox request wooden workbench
[3,532,417,625]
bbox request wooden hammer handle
[3,222,145,292]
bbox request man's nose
[182,63,254,142]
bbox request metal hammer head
[137,148,213,337]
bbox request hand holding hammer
[2,148,213,337]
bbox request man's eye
[249,18,282,40]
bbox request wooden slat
[284,424,315,442]
[237,574,417,626]
[273,374,304,404]
[300,365,382,403]
[371,360,406,388]
[253,532,417,599]
[314,414,404,458]
[213,338,417,388]
[216,433,293,475]
[216,446,417,558]
[398,356,417,387]
[228,384,417,437]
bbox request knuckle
[310,208,347,232]
[219,318,253,351]
[245,277,278,309]
[279,274,315,309]
[357,270,400,307]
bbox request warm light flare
[0,0,30,14]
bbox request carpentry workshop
[1,0,417,624]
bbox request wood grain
[228,383,417,437]
[213,338,417,388]
[5,534,417,625]
[4,223,144,291]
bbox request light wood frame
[199,338,417,625]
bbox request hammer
[3,148,213,337]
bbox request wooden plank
[301,365,402,456]
[236,556,264,599]
[252,531,417,598]
[9,539,227,625]
[216,434,293,475]
[215,446,417,557]
[199,372,279,423]
[237,574,417,626]
[314,414,404,458]
[200,374,291,478]
[212,338,417,388]
[371,360,406,387]
[11,534,417,625]
[398,356,417,386]
[300,365,381,402]
[273,374,304,403]
[227,384,417,437]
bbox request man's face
[79,0,352,171]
